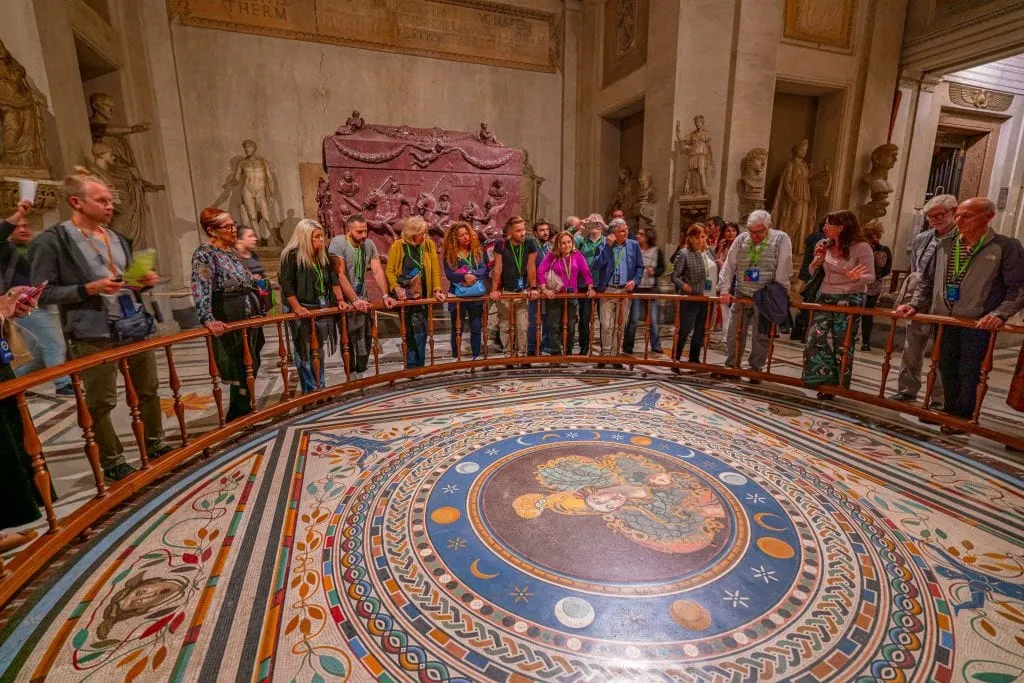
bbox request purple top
[538,251,593,292]
[810,241,876,295]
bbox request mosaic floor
[2,375,1023,682]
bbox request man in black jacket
[31,174,170,481]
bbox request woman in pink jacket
[538,231,596,355]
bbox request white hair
[922,194,958,214]
[746,210,772,229]
[608,218,628,228]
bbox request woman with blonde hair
[538,230,595,355]
[671,223,718,371]
[386,216,445,368]
[279,218,346,393]
[442,221,487,360]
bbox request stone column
[889,75,942,270]
[561,1,583,220]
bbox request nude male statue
[224,139,279,245]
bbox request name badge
[945,283,961,302]
[704,278,713,292]
[354,282,364,297]
[318,297,327,307]
[0,337,13,366]
[745,267,760,283]
[517,277,525,291]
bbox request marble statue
[224,139,280,245]
[859,143,899,223]
[90,142,164,249]
[740,148,768,205]
[89,93,148,171]
[520,150,545,227]
[607,166,636,217]
[772,139,815,247]
[316,176,332,228]
[478,122,501,146]
[0,39,48,172]
[676,115,714,197]
[632,168,657,229]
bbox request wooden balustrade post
[481,302,490,360]
[275,321,292,401]
[241,328,256,409]
[923,324,945,411]
[309,314,322,390]
[118,358,149,469]
[765,323,777,374]
[71,373,105,497]
[427,301,436,366]
[561,296,569,357]
[205,336,226,426]
[733,302,745,369]
[589,295,598,358]
[534,298,542,356]
[510,298,518,357]
[398,305,409,368]
[616,293,626,358]
[340,313,351,383]
[701,299,714,364]
[164,347,188,446]
[837,313,856,389]
[971,330,999,423]
[673,300,682,365]
[16,392,58,532]
[371,310,381,375]
[454,301,463,361]
[643,298,652,360]
[878,318,898,398]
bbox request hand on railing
[382,295,397,309]
[719,293,735,305]
[977,314,1005,330]
[204,320,228,336]
[352,299,370,312]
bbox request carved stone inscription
[170,0,557,73]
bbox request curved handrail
[1,290,1021,606]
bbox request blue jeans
[624,297,662,352]
[14,306,71,389]
[449,301,482,358]
[526,300,540,355]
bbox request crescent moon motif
[515,436,533,446]
[754,512,787,532]
[590,431,602,440]
[541,433,561,441]
[470,559,499,580]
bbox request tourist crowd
[1,172,1022,553]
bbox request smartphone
[17,281,47,303]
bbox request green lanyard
[349,237,365,285]
[953,235,984,281]
[562,255,573,281]
[613,245,623,270]
[313,263,326,296]
[460,251,476,270]
[510,241,525,275]
[747,239,767,267]
[404,244,423,272]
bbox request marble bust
[859,143,899,223]
[740,148,768,203]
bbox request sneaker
[611,363,625,370]
[748,378,762,385]
[861,344,872,352]
[147,441,173,459]
[104,463,137,482]
[940,425,968,436]
[889,392,916,402]
[596,363,607,369]
[55,384,75,397]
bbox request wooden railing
[1,292,1021,605]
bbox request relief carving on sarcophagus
[320,114,523,259]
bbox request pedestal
[678,196,712,228]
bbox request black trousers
[673,302,708,363]
[860,294,880,346]
[939,326,991,419]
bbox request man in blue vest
[592,220,644,367]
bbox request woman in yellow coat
[386,216,445,368]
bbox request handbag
[453,279,486,297]
[110,293,156,342]
[544,268,565,293]
[800,267,826,304]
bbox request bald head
[954,196,996,243]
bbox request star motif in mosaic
[510,586,533,604]
[746,493,766,504]
[447,537,467,551]
[621,610,647,628]
[610,434,624,441]
[752,565,778,583]
[485,448,499,456]
[563,432,579,438]
[723,589,749,608]
[442,484,459,495]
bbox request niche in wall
[598,97,646,216]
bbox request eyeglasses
[925,210,949,221]
[219,223,238,231]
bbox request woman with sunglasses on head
[386,216,445,369]
[191,208,267,420]
[280,219,347,393]
[442,221,487,360]
[801,210,874,398]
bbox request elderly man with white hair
[718,210,794,380]
[890,193,957,405]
